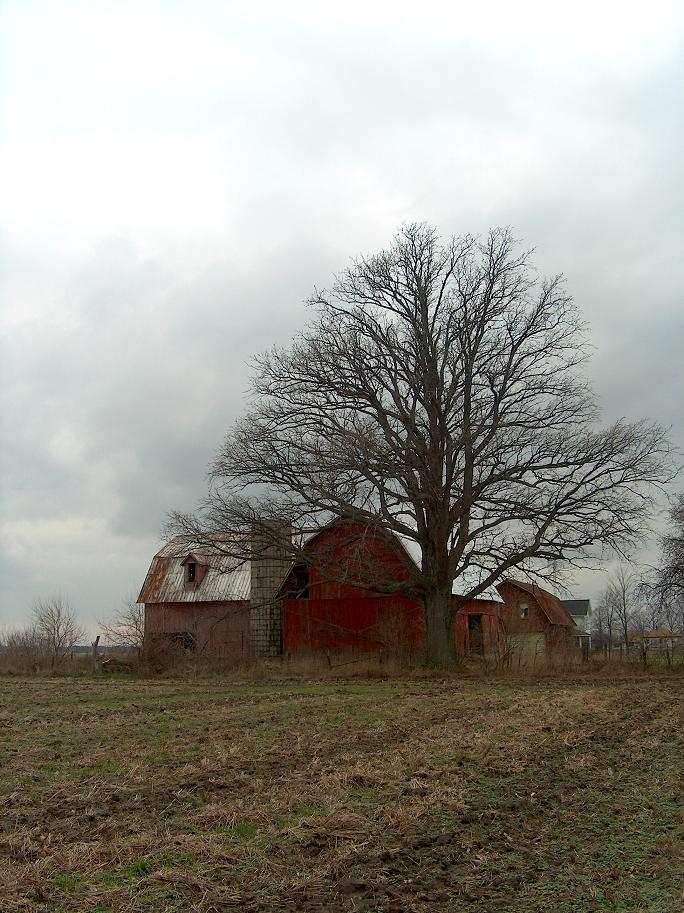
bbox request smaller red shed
[496,580,577,657]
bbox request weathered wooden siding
[496,582,551,639]
[452,602,506,656]
[496,581,575,654]
[304,521,412,600]
[284,596,504,658]
[283,594,425,658]
[144,600,250,659]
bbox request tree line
[592,497,684,662]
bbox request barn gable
[497,579,576,627]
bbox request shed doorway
[468,614,484,655]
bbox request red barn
[138,519,578,662]
[138,537,251,661]
[280,520,506,659]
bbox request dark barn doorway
[468,614,484,655]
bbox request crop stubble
[0,676,682,912]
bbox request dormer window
[520,602,529,619]
[181,553,204,587]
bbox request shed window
[187,562,196,583]
[520,602,529,619]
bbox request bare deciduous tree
[99,598,145,658]
[658,597,684,641]
[641,496,684,635]
[593,584,617,653]
[32,596,84,670]
[603,564,640,650]
[628,606,653,669]
[172,224,675,665]
[660,496,684,601]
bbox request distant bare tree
[32,596,84,670]
[628,606,653,669]
[172,224,675,665]
[593,584,617,653]
[603,565,642,650]
[658,597,683,639]
[99,598,145,657]
[641,496,684,635]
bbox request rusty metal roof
[137,536,251,604]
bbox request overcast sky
[1,0,682,633]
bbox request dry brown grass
[1,675,682,912]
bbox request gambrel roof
[502,579,576,627]
[137,536,251,604]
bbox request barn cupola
[181,553,207,588]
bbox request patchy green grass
[0,675,682,912]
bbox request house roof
[647,626,680,638]
[138,536,251,604]
[561,599,592,617]
[630,626,681,641]
[501,579,576,627]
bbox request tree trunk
[424,588,455,666]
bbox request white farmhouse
[562,599,592,649]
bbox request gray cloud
[1,1,682,629]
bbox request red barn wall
[144,600,250,659]
[283,593,505,659]
[283,593,425,659]
[284,522,508,658]
[496,581,575,654]
[496,582,552,637]
[304,522,412,599]
[453,601,506,656]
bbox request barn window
[520,602,529,619]
[166,631,196,651]
[187,562,196,583]
[289,564,310,598]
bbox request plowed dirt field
[1,676,682,912]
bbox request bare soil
[1,675,682,912]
